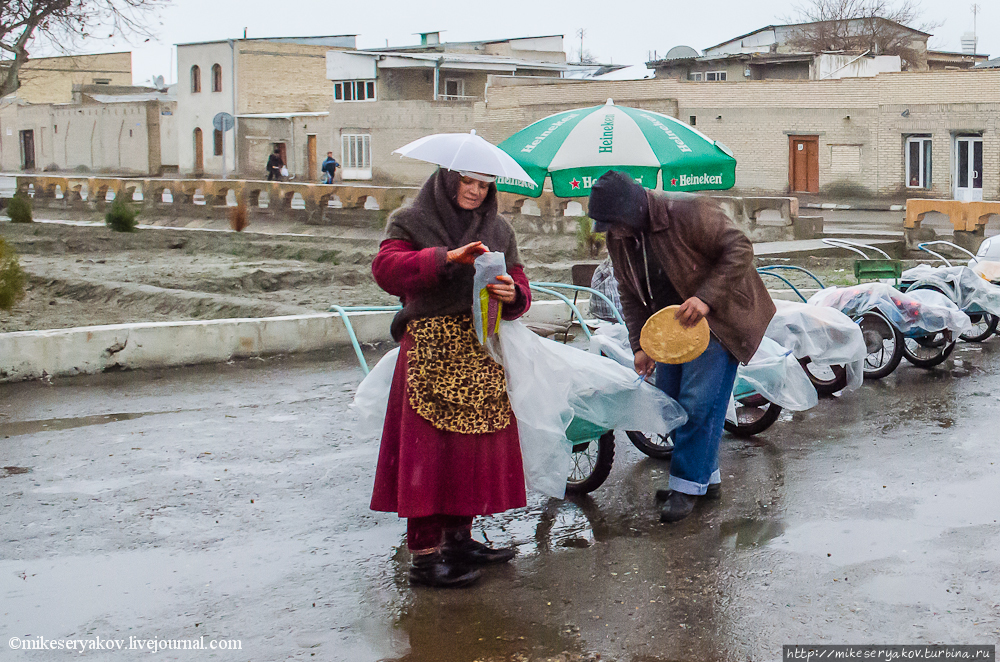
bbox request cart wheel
[625,430,674,460]
[724,393,783,438]
[565,431,616,495]
[960,313,998,342]
[903,331,956,368]
[856,312,903,380]
[798,358,849,396]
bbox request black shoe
[656,483,721,502]
[659,491,698,523]
[409,551,481,588]
[443,537,516,565]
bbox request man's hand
[446,241,489,265]
[634,349,655,378]
[486,274,517,304]
[675,296,710,328]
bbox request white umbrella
[393,130,534,185]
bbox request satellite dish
[213,112,235,132]
[665,45,699,60]
[152,75,165,89]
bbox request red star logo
[670,178,678,186]
[569,178,581,189]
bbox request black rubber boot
[408,551,481,588]
[659,491,699,523]
[656,483,721,502]
[443,530,516,565]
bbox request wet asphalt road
[2,342,1000,661]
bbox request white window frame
[905,136,932,189]
[334,80,377,103]
[341,133,372,180]
[442,78,465,100]
[689,72,703,81]
[705,71,727,81]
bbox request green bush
[576,216,606,259]
[105,196,138,232]
[6,194,33,223]
[0,237,26,311]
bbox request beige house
[174,35,356,180]
[326,33,623,185]
[2,52,133,104]
[474,70,1000,201]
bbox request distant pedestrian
[321,152,340,184]
[266,148,283,181]
[589,170,775,523]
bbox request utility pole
[577,28,586,64]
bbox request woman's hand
[446,241,489,265]
[486,274,517,304]
[634,349,655,378]
[675,296,710,328]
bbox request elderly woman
[369,168,531,589]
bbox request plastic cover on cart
[736,336,818,412]
[765,299,867,391]
[808,283,971,337]
[972,261,1000,282]
[901,264,1000,315]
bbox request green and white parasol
[495,99,736,198]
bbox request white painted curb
[0,300,585,383]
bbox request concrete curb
[0,300,583,383]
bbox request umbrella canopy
[393,130,533,184]
[496,100,736,198]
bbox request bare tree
[784,0,939,69]
[0,0,166,98]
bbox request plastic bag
[766,299,867,391]
[972,261,1000,283]
[588,257,624,322]
[351,347,400,438]
[472,252,507,345]
[495,320,686,499]
[902,264,1000,315]
[279,166,289,177]
[808,283,970,338]
[589,324,634,368]
[736,336,818,412]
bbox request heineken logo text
[637,113,692,153]
[599,114,614,153]
[520,114,579,153]
[497,176,536,189]
[677,174,723,186]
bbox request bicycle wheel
[565,431,616,495]
[903,331,956,368]
[625,430,674,460]
[960,313,998,342]
[856,312,903,380]
[799,357,849,396]
[724,393,783,438]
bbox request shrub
[0,237,26,311]
[576,216,605,259]
[105,196,138,232]
[6,194,32,223]
[229,201,249,232]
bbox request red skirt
[369,334,527,519]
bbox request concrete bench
[903,199,1000,251]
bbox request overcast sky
[56,0,998,85]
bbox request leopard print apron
[406,315,511,434]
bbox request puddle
[720,518,786,548]
[1,466,32,478]
[2,411,181,437]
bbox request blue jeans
[654,338,739,495]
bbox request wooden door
[20,130,35,170]
[275,143,288,172]
[307,134,317,181]
[193,128,204,174]
[789,135,819,193]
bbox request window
[191,65,201,93]
[93,78,111,85]
[689,72,703,81]
[705,71,727,81]
[333,80,376,102]
[905,136,932,189]
[689,116,697,126]
[341,134,372,179]
[214,129,223,156]
[443,78,465,99]
[212,64,222,93]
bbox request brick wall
[237,43,335,114]
[15,53,132,104]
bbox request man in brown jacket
[590,170,775,522]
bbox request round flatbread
[640,305,710,365]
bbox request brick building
[2,52,133,104]
[474,70,1000,201]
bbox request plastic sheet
[902,264,1000,315]
[972,261,1000,283]
[351,347,400,438]
[766,299,867,391]
[496,320,686,499]
[472,252,507,345]
[736,336,818,412]
[808,283,971,338]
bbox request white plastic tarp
[736,336,818,412]
[808,283,971,337]
[902,264,1000,316]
